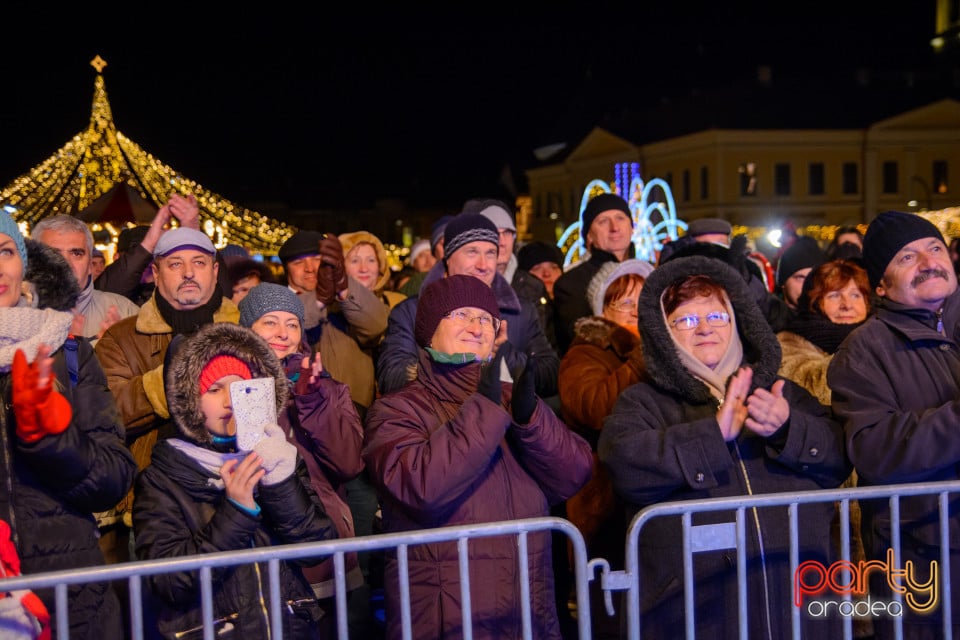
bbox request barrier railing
[0,517,592,640]
[4,480,960,640]
[604,479,960,640]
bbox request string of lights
[0,56,296,255]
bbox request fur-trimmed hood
[639,255,781,404]
[165,322,289,446]
[23,238,80,311]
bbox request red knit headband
[199,355,252,394]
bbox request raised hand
[294,351,326,396]
[745,379,790,437]
[168,193,200,229]
[12,345,72,442]
[717,366,752,442]
[318,234,348,298]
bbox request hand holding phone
[230,378,278,451]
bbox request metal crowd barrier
[3,480,960,640]
[0,517,592,640]
[604,479,960,640]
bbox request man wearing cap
[775,235,825,311]
[377,212,560,399]
[552,193,636,355]
[464,198,553,344]
[94,225,238,562]
[32,214,140,344]
[95,193,201,306]
[827,210,960,639]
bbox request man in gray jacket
[827,210,960,639]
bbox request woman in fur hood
[598,255,851,639]
[132,322,337,640]
[0,211,136,640]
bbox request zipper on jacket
[937,307,945,335]
[733,440,775,640]
[252,547,271,640]
[173,612,239,639]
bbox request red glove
[318,234,348,297]
[12,349,72,443]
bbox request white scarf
[167,439,248,490]
[0,303,73,373]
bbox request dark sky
[0,3,939,214]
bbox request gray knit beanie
[0,211,27,276]
[238,282,305,328]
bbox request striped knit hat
[443,213,499,261]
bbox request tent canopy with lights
[0,55,296,255]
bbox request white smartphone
[229,378,278,451]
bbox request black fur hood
[165,322,289,446]
[23,238,80,311]
[638,255,781,403]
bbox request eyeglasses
[444,309,501,333]
[606,298,639,314]
[670,310,731,331]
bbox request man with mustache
[827,210,960,639]
[95,225,239,563]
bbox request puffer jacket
[133,322,337,640]
[363,349,592,640]
[598,255,850,640]
[828,292,960,637]
[279,346,365,597]
[377,261,560,398]
[559,316,644,552]
[0,240,136,639]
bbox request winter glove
[510,356,537,424]
[12,349,71,443]
[477,348,506,406]
[253,423,298,485]
[315,234,348,305]
[496,340,528,378]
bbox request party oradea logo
[794,549,938,619]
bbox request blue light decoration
[557,171,686,266]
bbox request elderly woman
[237,282,366,632]
[363,274,592,640]
[598,255,850,639]
[777,259,871,405]
[0,212,135,638]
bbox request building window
[774,163,791,196]
[700,166,708,199]
[934,160,948,194]
[682,169,691,201]
[842,162,858,194]
[809,163,825,195]
[739,162,757,196]
[882,161,898,194]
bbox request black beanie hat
[443,213,499,260]
[863,210,946,289]
[278,230,323,264]
[776,236,825,288]
[415,275,500,348]
[518,241,564,272]
[581,193,631,236]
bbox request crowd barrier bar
[606,479,960,640]
[0,516,592,640]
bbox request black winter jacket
[1,240,136,639]
[599,256,850,639]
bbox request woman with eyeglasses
[598,255,850,639]
[556,258,653,634]
[363,275,591,640]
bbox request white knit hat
[587,259,655,316]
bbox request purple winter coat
[363,349,591,640]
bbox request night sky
[0,3,939,216]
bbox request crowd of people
[0,190,957,640]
